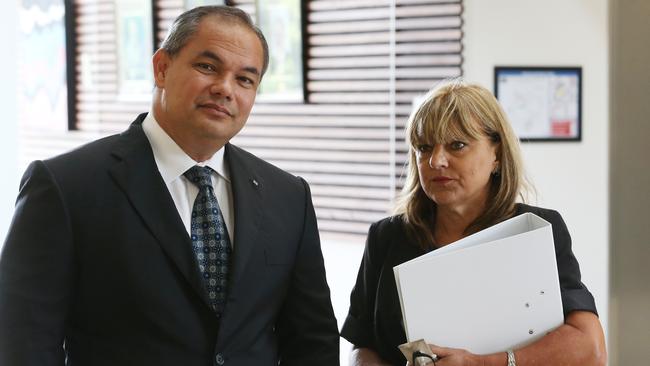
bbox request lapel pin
[252,179,259,187]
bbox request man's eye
[449,141,467,150]
[238,76,255,87]
[196,63,215,72]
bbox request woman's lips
[433,176,453,183]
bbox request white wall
[321,239,365,366]
[0,1,19,245]
[463,0,610,340]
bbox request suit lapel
[226,144,264,287]
[107,115,209,306]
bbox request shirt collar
[142,111,230,184]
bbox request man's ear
[152,49,170,88]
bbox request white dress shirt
[141,112,235,244]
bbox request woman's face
[416,132,499,212]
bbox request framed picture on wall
[494,66,582,142]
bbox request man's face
[153,16,264,156]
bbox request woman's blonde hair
[394,78,530,250]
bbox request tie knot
[184,166,213,189]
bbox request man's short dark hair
[160,6,269,76]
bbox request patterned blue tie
[184,166,231,317]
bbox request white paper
[393,213,564,354]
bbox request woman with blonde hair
[341,79,606,366]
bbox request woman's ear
[492,160,500,176]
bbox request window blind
[21,0,462,242]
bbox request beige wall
[463,0,610,345]
[609,0,650,364]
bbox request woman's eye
[416,145,433,154]
[415,145,433,158]
[449,141,467,150]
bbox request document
[393,213,564,354]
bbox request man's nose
[210,74,233,99]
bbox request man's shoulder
[41,134,124,179]
[46,115,146,168]
[37,116,148,182]
[52,133,121,159]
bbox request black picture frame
[64,0,78,130]
[494,66,582,142]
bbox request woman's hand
[415,344,483,366]
[405,344,483,366]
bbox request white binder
[393,213,564,354]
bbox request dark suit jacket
[0,114,339,365]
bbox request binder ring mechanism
[413,350,440,365]
[399,339,439,365]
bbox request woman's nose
[428,146,448,169]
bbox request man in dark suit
[0,6,339,365]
